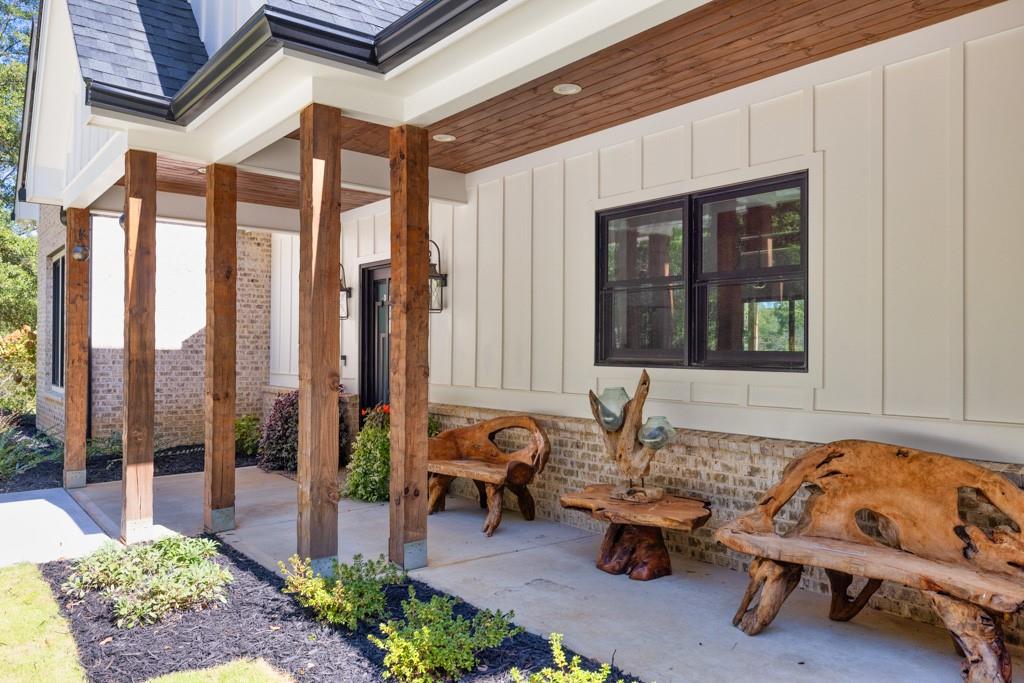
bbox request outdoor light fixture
[339,263,352,319]
[432,133,456,142]
[118,213,126,229]
[553,83,583,95]
[428,239,448,313]
[59,207,68,226]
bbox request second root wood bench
[560,484,711,581]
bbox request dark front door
[360,263,391,412]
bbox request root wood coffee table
[560,484,712,581]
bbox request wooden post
[121,149,157,543]
[204,164,237,533]
[388,125,430,569]
[63,208,90,489]
[297,103,341,568]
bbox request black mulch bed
[1,425,258,494]
[41,540,640,683]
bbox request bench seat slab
[717,525,1024,614]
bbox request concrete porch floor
[69,467,1018,683]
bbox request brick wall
[429,402,1024,644]
[39,225,272,447]
[35,205,65,438]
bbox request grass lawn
[0,563,289,683]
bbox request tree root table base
[560,484,712,581]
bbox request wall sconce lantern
[428,239,447,313]
[339,263,352,320]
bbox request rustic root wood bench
[561,484,711,581]
[427,416,550,536]
[716,439,1024,683]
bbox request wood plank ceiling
[345,0,998,173]
[158,0,998,210]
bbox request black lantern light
[339,263,352,320]
[428,239,447,313]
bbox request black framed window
[596,171,808,371]
[51,253,66,388]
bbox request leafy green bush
[344,405,441,502]
[511,633,633,683]
[0,326,35,415]
[62,536,232,629]
[279,553,405,630]
[234,414,261,457]
[0,412,54,481]
[257,389,349,472]
[86,431,123,458]
[369,587,521,683]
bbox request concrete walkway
[68,467,1016,683]
[0,487,110,566]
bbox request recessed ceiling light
[553,83,582,96]
[432,133,457,143]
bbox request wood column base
[596,523,672,581]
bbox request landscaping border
[41,539,640,682]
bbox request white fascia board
[240,138,468,203]
[62,132,128,209]
[93,187,300,232]
[400,0,711,123]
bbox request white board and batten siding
[268,3,1024,464]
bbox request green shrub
[0,326,36,415]
[86,431,123,458]
[234,414,261,457]
[369,587,521,683]
[0,412,55,481]
[511,633,634,683]
[344,405,441,502]
[257,389,349,472]
[279,553,405,630]
[62,536,232,629]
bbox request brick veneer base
[428,402,1024,645]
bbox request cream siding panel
[749,91,805,165]
[964,27,1024,423]
[531,162,565,392]
[598,139,641,198]
[812,73,876,413]
[502,172,533,390]
[373,213,389,254]
[562,153,598,395]
[476,179,504,388]
[452,189,479,387]
[429,203,455,386]
[883,50,951,418]
[270,233,300,381]
[691,383,745,406]
[692,109,743,177]
[357,216,374,257]
[341,222,359,384]
[749,386,813,410]
[642,126,689,189]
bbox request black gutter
[375,0,506,71]
[81,0,506,127]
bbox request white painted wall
[267,3,1024,463]
[188,0,264,55]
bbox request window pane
[604,286,686,359]
[607,208,684,282]
[702,280,805,356]
[701,185,802,274]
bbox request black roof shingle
[66,0,210,99]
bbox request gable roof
[59,0,501,122]
[267,0,424,37]
[66,0,209,99]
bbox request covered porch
[62,465,994,683]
